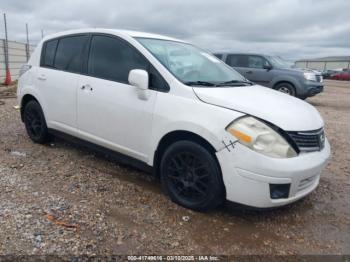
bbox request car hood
[286,67,322,75]
[193,85,324,131]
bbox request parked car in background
[214,53,324,99]
[322,69,339,79]
[329,70,350,81]
[18,29,330,211]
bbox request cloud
[1,0,349,60]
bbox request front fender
[148,92,244,165]
[270,75,301,90]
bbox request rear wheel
[23,100,51,143]
[160,141,225,211]
[275,82,296,96]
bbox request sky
[1,0,350,61]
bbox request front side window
[247,56,269,69]
[54,35,89,73]
[88,35,148,83]
[137,38,246,86]
[267,56,292,69]
[149,65,169,91]
[42,39,58,67]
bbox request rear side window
[54,35,89,73]
[42,40,58,67]
[227,54,248,67]
[88,35,148,83]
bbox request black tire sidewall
[23,100,50,143]
[160,140,225,211]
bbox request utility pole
[25,23,30,61]
[3,13,11,85]
[41,29,44,39]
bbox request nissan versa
[17,29,331,211]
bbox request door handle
[246,71,253,74]
[38,74,46,80]
[81,84,93,91]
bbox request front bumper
[301,80,324,97]
[216,138,331,208]
[307,85,324,97]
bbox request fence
[0,39,35,83]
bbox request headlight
[226,116,297,158]
[304,72,317,81]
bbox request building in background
[295,56,350,71]
[0,39,34,83]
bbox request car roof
[42,28,185,43]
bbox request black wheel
[275,82,296,96]
[23,100,51,143]
[160,141,225,211]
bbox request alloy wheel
[165,152,211,204]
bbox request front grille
[316,75,323,82]
[287,128,325,152]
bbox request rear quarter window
[41,40,58,67]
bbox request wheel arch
[20,94,40,122]
[272,80,295,90]
[153,130,219,177]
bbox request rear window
[42,40,58,67]
[54,35,89,73]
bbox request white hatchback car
[18,29,330,211]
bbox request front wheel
[275,82,296,96]
[160,141,225,211]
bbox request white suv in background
[18,29,330,211]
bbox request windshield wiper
[215,80,254,87]
[184,81,216,87]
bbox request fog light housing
[269,184,290,199]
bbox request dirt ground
[0,80,349,256]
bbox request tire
[275,82,296,96]
[23,100,51,143]
[160,140,225,211]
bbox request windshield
[136,38,247,86]
[267,56,293,69]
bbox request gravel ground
[0,80,349,256]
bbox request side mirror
[128,69,149,90]
[128,69,149,100]
[263,64,273,71]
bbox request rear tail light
[19,64,32,78]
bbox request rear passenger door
[225,54,249,77]
[77,34,162,162]
[37,35,89,135]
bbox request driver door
[245,55,274,86]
